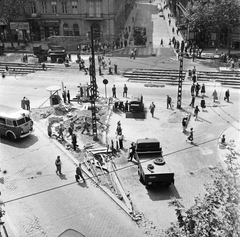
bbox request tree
[165,153,240,237]
[185,0,240,53]
[0,0,32,47]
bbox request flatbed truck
[135,138,174,188]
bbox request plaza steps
[0,62,54,75]
[123,69,240,88]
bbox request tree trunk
[227,27,231,55]
[7,24,14,48]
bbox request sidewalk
[217,121,240,168]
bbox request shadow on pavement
[147,184,181,201]
[0,134,38,148]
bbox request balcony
[85,13,103,21]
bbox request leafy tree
[165,153,240,237]
[185,0,240,53]
[0,0,32,47]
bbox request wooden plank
[111,162,133,213]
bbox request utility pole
[90,25,98,141]
[177,53,183,109]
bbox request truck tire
[153,158,165,165]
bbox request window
[16,118,25,126]
[30,2,37,14]
[72,1,78,14]
[63,23,69,36]
[51,1,57,14]
[6,120,14,126]
[41,1,47,14]
[0,117,6,124]
[88,1,102,17]
[73,23,79,36]
[62,2,67,14]
[89,1,94,17]
[96,2,101,17]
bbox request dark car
[48,45,67,62]
[129,95,144,112]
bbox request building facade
[1,0,135,47]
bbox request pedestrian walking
[75,163,85,182]
[224,89,230,102]
[192,66,196,75]
[72,133,77,151]
[189,95,195,108]
[167,95,172,109]
[182,117,187,133]
[194,106,200,120]
[123,84,128,97]
[47,123,52,137]
[201,84,206,96]
[212,90,218,102]
[160,39,163,46]
[169,19,171,25]
[55,156,62,175]
[186,128,194,144]
[190,84,195,96]
[128,142,136,161]
[24,97,30,111]
[149,102,156,117]
[134,48,137,58]
[67,126,73,138]
[195,83,200,97]
[42,63,46,71]
[130,50,134,59]
[112,84,116,98]
[116,121,122,136]
[99,64,103,76]
[21,97,26,109]
[200,97,206,111]
[118,132,124,149]
[81,117,90,134]
[172,27,175,34]
[62,90,67,103]
[125,100,129,112]
[67,90,70,104]
[58,123,64,140]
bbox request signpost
[103,79,108,98]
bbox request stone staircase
[0,62,54,75]
[123,69,240,88]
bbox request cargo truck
[134,138,174,188]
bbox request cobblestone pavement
[1,125,146,237]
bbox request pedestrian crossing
[112,46,164,57]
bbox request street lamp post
[177,53,183,109]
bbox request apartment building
[2,0,135,45]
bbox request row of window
[0,116,30,126]
[30,1,102,15]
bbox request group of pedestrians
[21,96,31,110]
[55,156,85,183]
[111,84,128,98]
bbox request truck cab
[135,138,174,188]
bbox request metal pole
[105,84,107,98]
[90,25,98,141]
[177,54,183,109]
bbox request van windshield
[17,118,26,126]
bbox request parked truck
[134,138,174,188]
